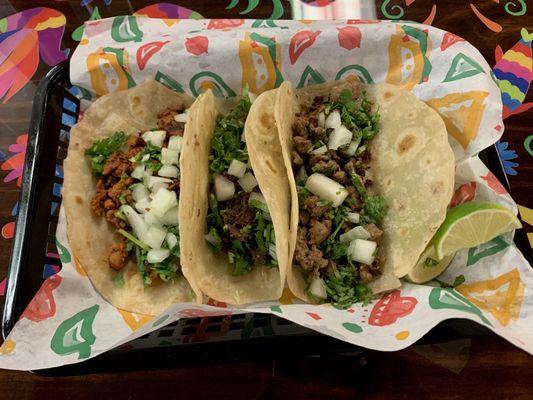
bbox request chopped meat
[106,209,126,229]
[312,159,340,176]
[308,153,330,168]
[221,193,255,242]
[251,249,266,266]
[102,152,132,177]
[299,210,310,226]
[293,136,312,154]
[368,260,382,276]
[304,195,329,218]
[359,264,374,284]
[327,149,342,163]
[222,171,239,184]
[364,224,383,241]
[107,180,128,203]
[108,241,128,270]
[293,228,328,273]
[90,190,107,216]
[346,186,363,211]
[292,151,304,167]
[329,80,360,102]
[127,134,145,149]
[168,179,180,195]
[309,219,331,245]
[332,169,348,184]
[157,108,186,137]
[292,116,309,138]
[103,198,116,210]
[326,260,338,276]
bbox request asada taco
[63,80,197,315]
[179,89,290,304]
[268,79,455,307]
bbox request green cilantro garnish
[113,271,125,288]
[85,131,128,176]
[324,266,373,309]
[424,257,439,268]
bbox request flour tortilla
[274,80,455,302]
[179,90,288,305]
[62,80,197,315]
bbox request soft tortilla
[63,80,197,315]
[179,90,288,305]
[274,80,454,302]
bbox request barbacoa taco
[269,79,455,307]
[179,89,290,304]
[63,80,197,315]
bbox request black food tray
[2,62,532,375]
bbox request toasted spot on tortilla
[383,91,393,99]
[132,96,140,105]
[261,113,274,127]
[75,196,83,204]
[431,181,444,195]
[266,159,277,174]
[398,134,416,154]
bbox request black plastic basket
[2,61,532,375]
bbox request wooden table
[0,1,531,398]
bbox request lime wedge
[434,201,521,260]
[406,245,455,284]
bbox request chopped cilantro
[424,257,439,268]
[113,271,125,288]
[360,196,386,225]
[85,131,128,176]
[324,265,373,309]
[135,245,151,286]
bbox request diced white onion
[328,125,352,150]
[147,248,170,263]
[214,175,235,201]
[296,167,307,182]
[325,110,341,129]
[348,239,377,265]
[141,154,150,163]
[347,212,360,224]
[238,172,258,192]
[228,159,247,179]
[120,205,147,241]
[144,225,167,250]
[146,176,172,189]
[311,145,328,155]
[173,112,188,123]
[308,277,327,300]
[144,211,162,226]
[134,198,151,214]
[317,111,325,128]
[166,232,178,250]
[305,173,348,208]
[142,130,166,147]
[150,188,178,218]
[344,139,360,156]
[339,226,370,244]
[159,205,179,225]
[131,184,149,202]
[269,243,277,261]
[168,136,182,152]
[150,182,169,197]
[131,165,145,180]
[161,148,180,165]
[205,232,221,247]
[158,165,179,178]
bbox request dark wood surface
[0,0,531,398]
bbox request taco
[63,80,197,315]
[179,89,290,304]
[270,79,455,307]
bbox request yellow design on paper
[118,309,154,331]
[426,91,489,149]
[517,204,533,247]
[386,25,430,91]
[239,32,282,95]
[87,47,132,96]
[0,340,15,356]
[456,269,525,326]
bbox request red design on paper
[207,19,244,30]
[440,32,465,51]
[306,312,322,320]
[369,290,417,326]
[337,26,361,51]
[450,182,477,207]
[136,41,169,70]
[481,171,508,195]
[22,274,62,322]
[289,30,321,64]
[185,36,209,56]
